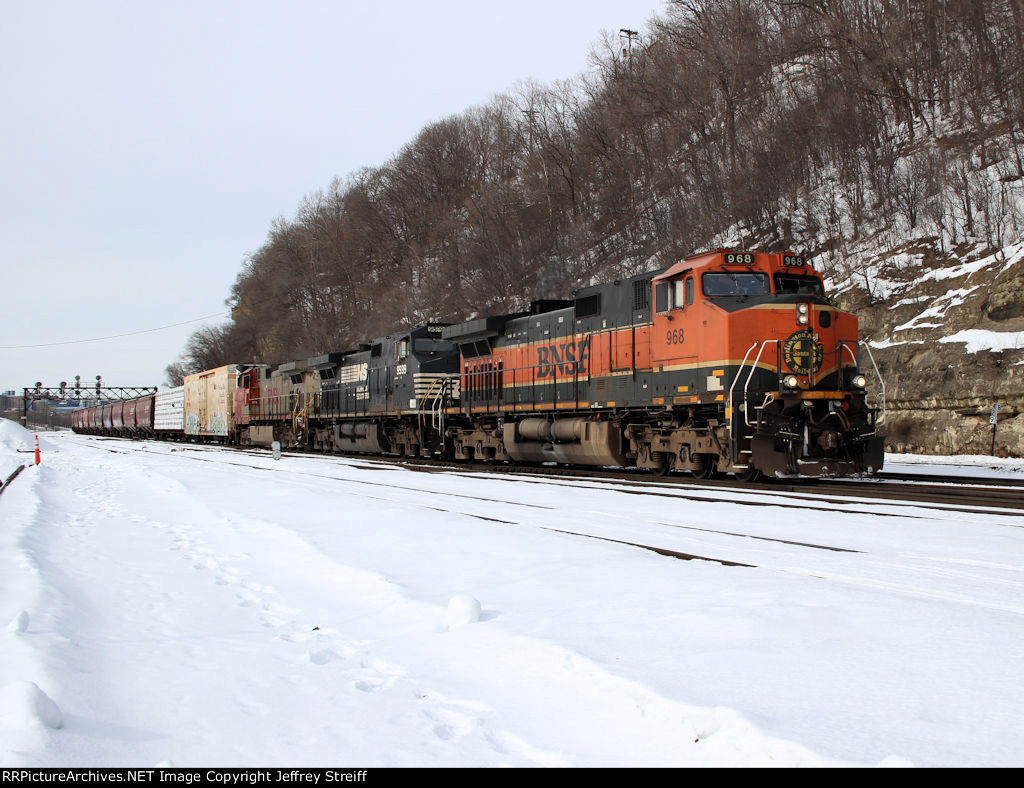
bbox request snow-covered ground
[1,421,1022,767]
[884,452,1024,480]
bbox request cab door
[651,271,700,365]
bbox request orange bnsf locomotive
[441,248,884,479]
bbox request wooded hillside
[167,0,1024,385]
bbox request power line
[0,311,232,350]
[2,281,305,351]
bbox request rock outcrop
[825,239,1024,456]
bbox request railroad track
[0,463,26,496]
[875,470,1024,487]
[43,433,1024,616]
[390,456,1024,515]
[59,434,1024,515]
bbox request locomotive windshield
[702,272,770,296]
[774,273,825,296]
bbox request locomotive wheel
[735,466,762,483]
[693,454,719,480]
[655,453,675,476]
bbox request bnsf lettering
[536,338,590,379]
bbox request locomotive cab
[331,323,461,459]
[640,250,884,478]
[651,267,701,367]
[387,323,459,414]
[234,364,273,431]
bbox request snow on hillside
[2,421,1023,767]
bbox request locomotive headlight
[796,303,810,325]
[782,374,800,390]
[851,374,868,390]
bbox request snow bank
[443,595,482,630]
[0,419,57,455]
[6,610,30,633]
[0,419,33,453]
[0,681,62,730]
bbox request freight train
[73,249,885,480]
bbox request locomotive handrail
[838,339,885,421]
[859,342,887,421]
[461,357,591,412]
[725,338,783,466]
[839,340,858,369]
[248,386,371,421]
[727,341,760,448]
[429,375,455,432]
[744,339,782,426]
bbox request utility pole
[521,107,553,219]
[619,28,640,63]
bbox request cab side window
[672,277,695,309]
[673,280,685,309]
[656,272,695,313]
[655,282,670,313]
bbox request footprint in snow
[307,648,341,665]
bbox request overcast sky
[0,0,667,393]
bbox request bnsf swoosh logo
[536,338,590,379]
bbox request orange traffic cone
[34,434,40,465]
